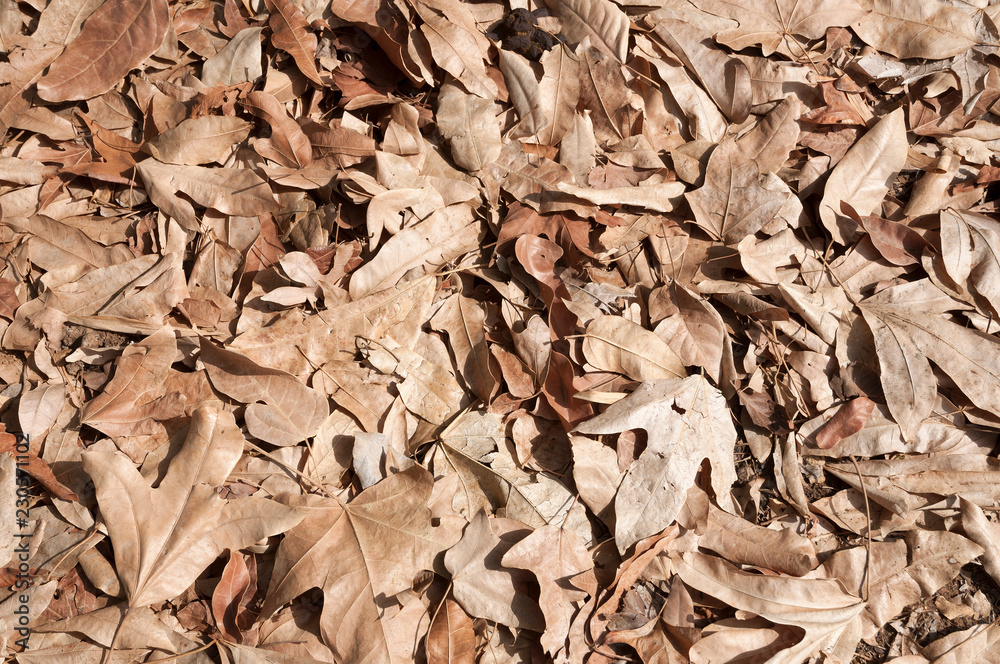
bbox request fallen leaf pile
[4,0,1000,662]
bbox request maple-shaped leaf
[260,466,465,664]
[691,0,866,57]
[575,376,738,552]
[80,405,305,608]
[858,279,1000,441]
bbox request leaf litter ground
[2,0,1000,662]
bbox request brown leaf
[81,405,305,607]
[143,115,252,165]
[426,599,476,664]
[262,466,464,664]
[542,0,629,61]
[263,0,323,85]
[200,340,329,446]
[36,0,169,102]
[435,82,501,172]
[80,326,187,437]
[429,293,501,403]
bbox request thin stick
[849,455,873,602]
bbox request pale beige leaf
[497,50,547,138]
[261,466,464,664]
[349,205,483,299]
[18,383,66,444]
[960,499,1000,589]
[575,376,737,551]
[436,82,501,172]
[200,340,329,446]
[36,0,169,102]
[570,434,623,520]
[502,525,596,657]
[201,27,264,86]
[686,138,802,243]
[443,512,546,631]
[692,0,866,57]
[583,315,686,381]
[818,107,907,244]
[144,116,252,165]
[736,96,802,173]
[543,0,629,61]
[853,0,978,60]
[81,405,305,607]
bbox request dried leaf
[583,315,686,381]
[853,0,978,60]
[263,0,323,85]
[81,405,305,607]
[36,0,168,102]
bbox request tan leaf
[824,531,983,641]
[144,116,251,166]
[35,0,169,102]
[818,107,907,244]
[691,0,866,57]
[244,91,313,168]
[443,512,546,631]
[537,46,581,146]
[557,181,686,213]
[261,466,464,664]
[361,336,465,425]
[420,13,497,100]
[348,205,483,299]
[675,551,864,663]
[80,326,186,437]
[497,50,548,138]
[736,96,802,173]
[859,279,1000,440]
[583,315,686,381]
[852,0,978,60]
[686,138,802,244]
[435,81,501,172]
[263,0,323,85]
[200,340,329,446]
[575,377,738,551]
[542,0,629,61]
[502,525,596,657]
[429,293,501,403]
[231,276,435,377]
[426,599,476,664]
[81,405,305,607]
[135,160,281,232]
[940,208,1000,318]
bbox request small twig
[849,455,873,602]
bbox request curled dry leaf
[243,91,313,168]
[36,0,169,102]
[81,405,305,608]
